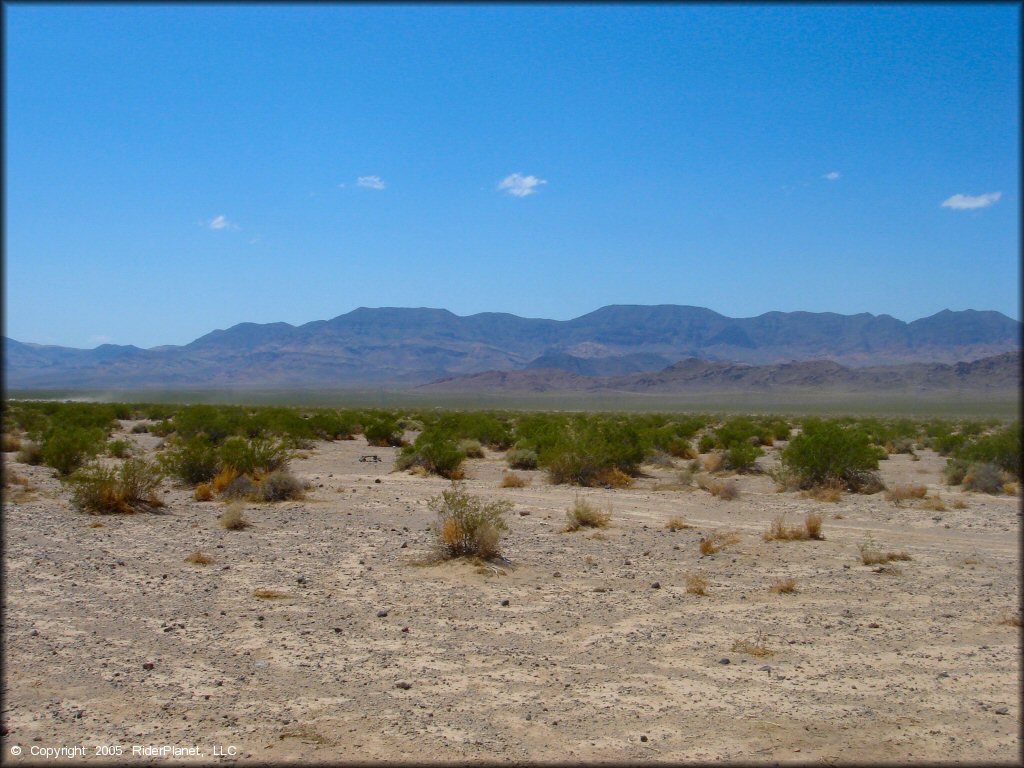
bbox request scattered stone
[377,610,389,618]
[395,681,412,690]
[640,735,648,743]
[296,575,307,585]
[374,479,381,484]
[501,599,510,606]
[142,662,155,670]
[401,627,409,633]
[718,658,730,665]
[651,582,661,589]
[994,707,1009,715]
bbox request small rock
[333,627,343,634]
[651,582,661,589]
[501,599,510,606]
[937,671,949,679]
[759,665,772,672]
[640,735,648,743]
[377,610,389,618]
[552,572,561,578]
[401,627,409,633]
[400,542,407,549]
[142,662,155,670]
[395,681,412,690]
[718,658,730,665]
[519,510,530,516]
[868,622,880,628]
[994,707,1009,715]
[296,575,307,585]
[525,713,532,721]
[374,479,381,484]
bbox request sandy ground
[2,422,1021,764]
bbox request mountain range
[3,305,1020,391]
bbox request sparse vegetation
[731,630,773,657]
[858,538,912,565]
[505,448,538,470]
[184,551,215,565]
[685,573,708,595]
[194,483,213,501]
[64,458,165,514]
[665,516,693,531]
[500,471,528,488]
[781,419,883,492]
[885,484,928,505]
[763,513,824,541]
[258,470,307,501]
[564,496,612,531]
[253,589,290,600]
[699,529,740,555]
[962,462,1005,494]
[219,501,250,530]
[430,482,511,559]
[771,578,798,594]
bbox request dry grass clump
[699,529,740,556]
[1004,482,1019,496]
[801,480,843,502]
[184,551,215,565]
[918,494,946,511]
[731,630,773,657]
[997,610,1022,627]
[594,467,633,488]
[771,578,798,594]
[219,501,250,530]
[697,473,739,500]
[3,433,23,452]
[565,496,612,531]
[500,471,528,488]
[885,484,928,505]
[4,469,33,488]
[685,573,708,595]
[16,441,44,465]
[253,588,290,600]
[258,470,307,501]
[212,466,239,495]
[858,540,912,565]
[952,497,968,509]
[194,483,214,501]
[701,453,724,473]
[763,513,824,541]
[665,516,694,531]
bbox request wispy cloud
[497,172,547,197]
[356,175,386,190]
[822,171,841,181]
[941,192,1001,210]
[204,214,238,230]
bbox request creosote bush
[430,482,511,559]
[564,496,612,531]
[505,448,538,470]
[64,458,165,514]
[781,419,882,492]
[457,439,485,458]
[962,462,1004,494]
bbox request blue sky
[5,3,1019,349]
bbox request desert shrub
[594,466,634,488]
[943,458,971,486]
[194,483,213,501]
[506,448,539,470]
[763,513,823,541]
[258,470,307,501]
[699,529,740,555]
[500,472,528,488]
[41,427,106,475]
[457,439,485,458]
[954,423,1020,477]
[732,630,773,658]
[962,462,1004,494]
[858,537,911,565]
[107,439,132,458]
[565,496,611,531]
[185,551,214,565]
[218,436,290,477]
[801,479,843,502]
[130,423,149,434]
[665,516,693,531]
[701,452,723,473]
[781,419,881,492]
[219,501,250,530]
[725,442,762,472]
[211,466,239,494]
[430,482,511,559]
[64,458,165,514]
[160,436,220,485]
[306,410,358,441]
[398,436,466,479]
[364,417,404,447]
[887,437,917,455]
[3,433,22,452]
[15,441,43,465]
[919,494,946,511]
[221,474,258,500]
[697,433,718,453]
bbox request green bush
[159,437,220,485]
[218,436,290,477]
[457,438,485,458]
[364,417,404,447]
[64,458,165,514]
[781,419,882,492]
[698,433,718,453]
[726,442,763,472]
[954,423,1020,478]
[41,428,106,476]
[506,448,538,470]
[107,439,132,458]
[430,482,511,559]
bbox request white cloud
[941,192,1002,210]
[497,172,547,197]
[823,171,841,181]
[356,175,386,190]
[205,214,238,230]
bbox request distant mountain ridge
[3,305,1020,389]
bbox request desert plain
[2,420,1021,764]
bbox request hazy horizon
[6,4,1019,348]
